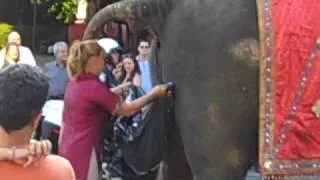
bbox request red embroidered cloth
[259,0,320,176]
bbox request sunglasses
[139,46,150,49]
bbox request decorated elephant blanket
[258,0,320,178]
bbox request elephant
[83,0,259,179]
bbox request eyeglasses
[139,46,150,49]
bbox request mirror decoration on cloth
[258,0,320,178]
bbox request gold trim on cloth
[258,0,320,177]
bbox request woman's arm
[110,82,132,95]
[117,85,167,117]
[93,84,169,118]
[117,92,154,117]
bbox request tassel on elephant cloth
[258,0,320,178]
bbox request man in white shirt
[0,31,36,67]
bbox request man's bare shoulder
[37,155,76,180]
[41,154,72,166]
[0,155,75,180]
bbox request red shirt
[59,73,119,179]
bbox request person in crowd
[97,38,122,88]
[41,42,69,147]
[0,31,36,67]
[1,43,20,69]
[112,61,123,82]
[110,48,122,65]
[59,40,170,180]
[0,64,75,180]
[136,39,153,93]
[109,47,123,83]
[99,53,120,88]
[120,53,142,87]
[44,41,69,99]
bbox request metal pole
[97,0,101,10]
[32,3,37,51]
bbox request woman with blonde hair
[59,40,169,180]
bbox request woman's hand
[150,84,170,98]
[11,140,52,167]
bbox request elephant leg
[182,137,252,180]
[179,118,256,180]
[193,167,249,180]
[176,101,257,180]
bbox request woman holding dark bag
[59,40,170,180]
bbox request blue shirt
[44,61,69,98]
[137,58,153,93]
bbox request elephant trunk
[83,0,174,40]
[83,1,135,40]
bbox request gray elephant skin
[83,0,259,179]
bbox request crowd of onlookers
[0,31,153,98]
[0,30,169,180]
[0,31,36,68]
[98,38,153,94]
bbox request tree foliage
[30,0,121,24]
[30,0,78,24]
[0,23,14,49]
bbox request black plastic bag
[112,86,168,176]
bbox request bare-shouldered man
[0,155,75,180]
[0,64,75,180]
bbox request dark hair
[120,52,141,83]
[110,48,122,54]
[109,48,122,67]
[105,53,116,69]
[5,43,20,63]
[0,64,49,133]
[138,39,150,46]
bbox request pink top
[59,73,120,179]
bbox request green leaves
[30,0,122,24]
[51,0,78,24]
[30,0,77,24]
[0,23,14,49]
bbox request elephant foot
[193,167,247,180]
[160,161,193,180]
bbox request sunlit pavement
[246,167,260,180]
